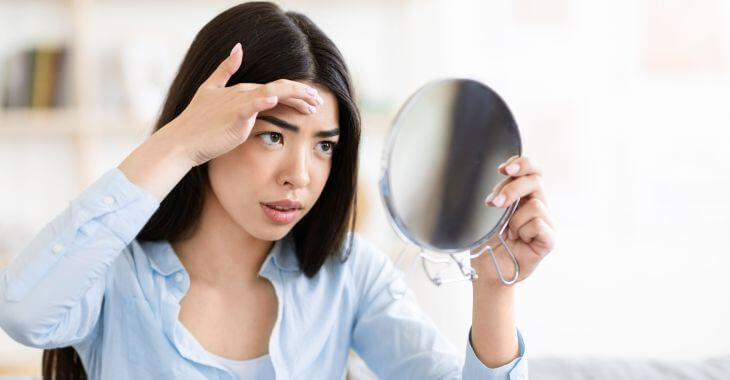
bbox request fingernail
[230,43,241,56]
[492,194,505,207]
[508,229,515,240]
[506,164,520,175]
[264,96,277,104]
[316,95,324,105]
[308,105,317,114]
[485,193,495,203]
[306,87,318,96]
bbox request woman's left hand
[471,155,556,285]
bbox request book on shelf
[1,45,71,110]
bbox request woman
[0,2,555,379]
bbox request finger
[260,79,323,108]
[278,98,318,115]
[515,217,555,257]
[230,82,260,92]
[236,94,279,120]
[203,43,243,89]
[485,176,511,204]
[485,174,547,208]
[497,155,542,177]
[507,198,554,237]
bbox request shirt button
[174,273,184,283]
[51,244,64,255]
[103,196,115,205]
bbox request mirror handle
[490,198,521,285]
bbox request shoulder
[341,232,391,272]
[339,232,399,293]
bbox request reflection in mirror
[380,78,522,285]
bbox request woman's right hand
[164,42,324,167]
[118,42,323,201]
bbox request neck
[173,189,273,290]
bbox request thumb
[203,42,243,89]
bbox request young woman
[0,2,555,379]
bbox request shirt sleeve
[348,235,527,380]
[464,327,527,380]
[0,168,159,348]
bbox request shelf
[0,108,153,138]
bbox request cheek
[208,148,266,205]
[311,160,333,192]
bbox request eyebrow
[257,115,340,138]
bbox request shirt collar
[267,232,300,273]
[145,240,184,276]
[143,233,301,277]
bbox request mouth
[260,202,303,225]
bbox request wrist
[471,253,518,289]
[151,119,197,168]
[472,274,515,303]
[118,124,194,202]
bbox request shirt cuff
[463,328,527,380]
[72,167,160,242]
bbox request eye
[315,141,337,156]
[258,132,282,145]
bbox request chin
[249,224,294,242]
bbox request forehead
[258,83,339,133]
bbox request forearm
[0,162,161,347]
[470,264,519,368]
[117,123,193,202]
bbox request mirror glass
[380,78,522,253]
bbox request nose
[278,146,310,189]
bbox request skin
[470,155,556,367]
[173,85,339,360]
[118,42,556,367]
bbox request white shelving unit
[0,0,161,193]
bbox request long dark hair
[43,2,360,378]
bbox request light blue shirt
[0,168,527,379]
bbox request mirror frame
[378,78,523,255]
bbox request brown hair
[43,2,359,378]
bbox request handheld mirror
[379,78,522,286]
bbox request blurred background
[1,0,730,377]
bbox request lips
[261,199,303,211]
[260,199,303,225]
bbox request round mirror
[379,78,522,285]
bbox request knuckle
[231,83,248,92]
[533,176,548,196]
[526,197,543,210]
[532,174,544,186]
[518,155,531,167]
[260,85,276,97]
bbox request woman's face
[207,83,340,241]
